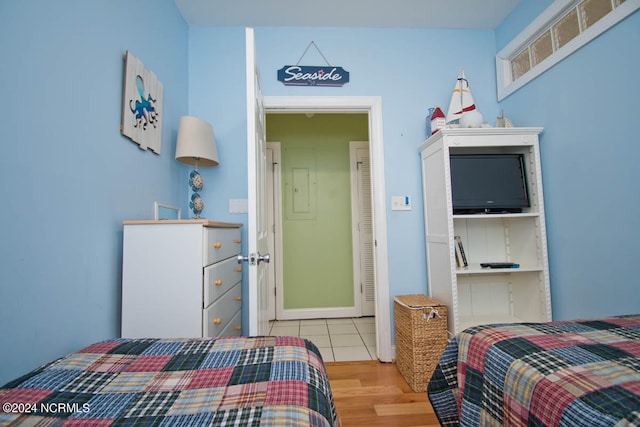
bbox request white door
[350,141,375,316]
[245,27,270,336]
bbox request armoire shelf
[419,128,552,335]
[457,265,545,275]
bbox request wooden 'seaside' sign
[278,41,349,87]
[277,65,349,87]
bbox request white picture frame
[154,202,181,220]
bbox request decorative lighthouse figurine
[430,106,446,135]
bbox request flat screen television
[449,153,529,214]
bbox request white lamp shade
[175,116,219,166]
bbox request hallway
[268,317,376,362]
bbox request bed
[0,336,339,426]
[427,314,640,426]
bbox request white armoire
[419,128,552,335]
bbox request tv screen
[450,154,529,214]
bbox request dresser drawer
[203,257,242,307]
[203,284,242,337]
[219,310,242,337]
[203,227,241,266]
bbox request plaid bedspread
[0,336,339,426]
[428,315,640,426]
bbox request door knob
[237,253,271,265]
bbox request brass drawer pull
[235,267,242,273]
[234,239,241,244]
[213,317,222,325]
[235,325,242,331]
[235,296,242,302]
[213,242,222,249]
[215,279,223,286]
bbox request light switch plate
[391,195,411,211]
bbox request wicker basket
[394,294,448,392]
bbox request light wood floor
[325,360,441,427]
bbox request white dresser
[121,220,243,338]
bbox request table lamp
[175,116,219,218]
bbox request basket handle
[423,308,440,321]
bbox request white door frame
[266,142,282,321]
[263,96,391,362]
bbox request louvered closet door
[355,144,375,316]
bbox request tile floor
[268,317,376,362]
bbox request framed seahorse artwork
[120,51,163,154]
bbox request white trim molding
[278,307,359,320]
[497,0,639,100]
[263,96,392,362]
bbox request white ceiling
[175,0,522,30]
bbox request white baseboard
[277,306,359,320]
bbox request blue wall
[188,26,500,331]
[0,0,189,385]
[496,4,640,320]
[2,0,637,386]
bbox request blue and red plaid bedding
[0,336,339,426]
[428,315,640,426]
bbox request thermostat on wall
[229,199,248,214]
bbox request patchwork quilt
[0,336,339,426]
[428,315,640,426]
